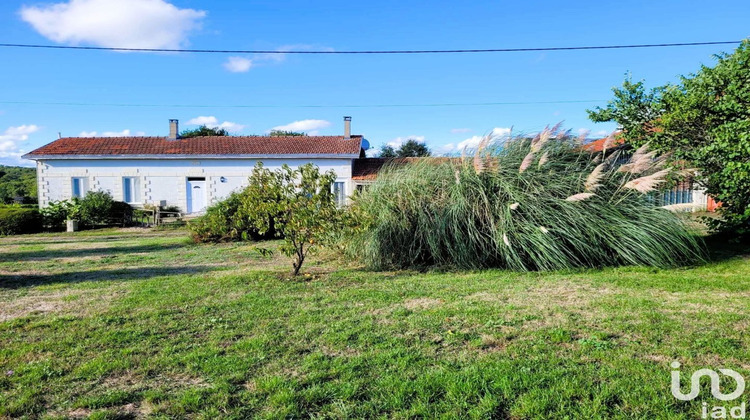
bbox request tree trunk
[292,245,304,276]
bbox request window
[71,177,87,198]
[332,182,346,206]
[123,177,139,203]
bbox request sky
[0,0,748,166]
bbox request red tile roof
[352,157,460,180]
[581,133,625,153]
[24,135,363,158]
[352,158,421,180]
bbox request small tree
[179,125,229,138]
[240,163,340,276]
[379,145,397,158]
[397,139,432,157]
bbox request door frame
[186,177,207,214]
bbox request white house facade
[24,118,367,214]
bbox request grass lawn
[1,228,749,419]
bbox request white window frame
[332,181,346,207]
[71,177,87,199]
[122,177,140,204]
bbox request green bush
[78,191,114,226]
[41,192,131,229]
[189,191,272,242]
[41,199,79,229]
[349,128,706,271]
[109,201,133,225]
[0,206,42,235]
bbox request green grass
[1,228,749,418]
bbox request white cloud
[79,129,146,137]
[450,128,472,134]
[186,116,245,132]
[262,44,335,62]
[434,143,456,156]
[224,45,334,73]
[20,0,206,49]
[385,135,425,149]
[186,116,218,126]
[448,127,512,153]
[223,57,253,73]
[0,125,40,165]
[272,119,331,134]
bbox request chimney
[168,119,179,140]
[344,116,352,140]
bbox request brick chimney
[344,116,352,140]
[168,119,179,140]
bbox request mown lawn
[0,228,748,419]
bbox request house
[23,117,366,214]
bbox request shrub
[349,127,706,271]
[41,199,79,229]
[41,192,129,229]
[78,191,114,226]
[189,191,272,242]
[0,206,42,235]
[110,201,134,226]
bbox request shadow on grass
[704,233,750,263]
[0,265,217,289]
[0,243,188,263]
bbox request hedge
[0,207,42,235]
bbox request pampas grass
[348,129,705,271]
[566,192,596,202]
[624,169,670,193]
[584,163,607,192]
[538,151,550,168]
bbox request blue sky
[0,0,748,165]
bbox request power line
[0,99,606,109]
[0,40,742,55]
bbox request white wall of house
[35,158,354,213]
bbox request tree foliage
[378,139,431,158]
[179,125,229,138]
[269,130,307,137]
[379,145,397,158]
[588,40,750,235]
[0,166,37,204]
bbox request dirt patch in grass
[65,408,93,419]
[465,292,508,303]
[404,297,443,310]
[0,289,122,322]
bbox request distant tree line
[0,165,37,204]
[379,139,431,158]
[179,126,308,139]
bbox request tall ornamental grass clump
[351,128,706,271]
